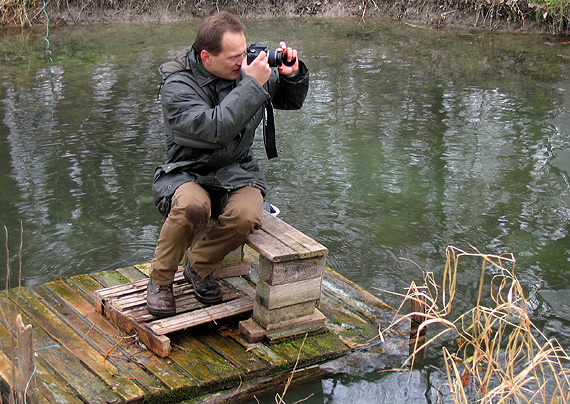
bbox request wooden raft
[0,262,403,404]
[94,210,328,356]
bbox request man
[147,11,309,317]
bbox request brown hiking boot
[183,263,222,304]
[146,277,176,317]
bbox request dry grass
[380,246,570,404]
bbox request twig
[275,333,308,404]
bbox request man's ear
[200,50,212,65]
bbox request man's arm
[162,75,269,149]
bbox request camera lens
[266,50,283,67]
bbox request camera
[246,44,296,67]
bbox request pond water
[1,17,570,403]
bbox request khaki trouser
[150,182,263,285]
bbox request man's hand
[241,51,271,86]
[277,41,299,77]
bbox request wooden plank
[268,328,349,367]
[246,212,328,263]
[246,231,297,262]
[0,293,122,404]
[30,284,168,392]
[149,297,253,335]
[255,278,322,310]
[116,266,149,282]
[199,329,270,375]
[68,274,106,304]
[259,211,328,258]
[167,333,239,386]
[91,270,131,288]
[238,319,266,343]
[103,299,172,358]
[0,340,15,402]
[265,310,326,333]
[113,286,239,323]
[44,279,194,390]
[15,314,39,404]
[258,255,325,286]
[4,288,145,402]
[0,333,82,404]
[223,276,257,299]
[253,299,317,328]
[229,331,288,368]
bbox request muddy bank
[3,0,570,35]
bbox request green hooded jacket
[152,46,309,217]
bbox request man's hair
[194,11,245,56]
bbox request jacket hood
[158,45,227,87]
[158,46,192,81]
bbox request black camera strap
[263,101,278,159]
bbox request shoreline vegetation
[0,0,569,36]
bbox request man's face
[201,31,246,80]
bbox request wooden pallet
[94,268,253,357]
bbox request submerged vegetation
[383,246,570,403]
[0,0,569,35]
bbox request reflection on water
[1,18,570,403]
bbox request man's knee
[224,204,262,236]
[169,201,210,230]
[184,203,210,228]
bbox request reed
[381,246,570,403]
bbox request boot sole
[147,307,176,317]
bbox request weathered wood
[255,278,322,310]
[246,211,328,263]
[0,340,15,403]
[4,288,145,402]
[258,255,325,286]
[252,299,317,328]
[199,329,270,374]
[149,297,253,335]
[94,265,254,357]
[30,283,170,391]
[42,279,192,390]
[0,293,123,404]
[167,333,239,386]
[16,314,39,404]
[237,319,266,343]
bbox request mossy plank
[90,270,131,288]
[168,332,239,386]
[33,355,85,404]
[44,279,192,389]
[198,327,270,375]
[30,283,167,392]
[4,287,145,402]
[116,265,149,282]
[0,293,121,403]
[135,263,152,276]
[229,330,289,368]
[0,335,83,404]
[68,274,105,303]
[269,330,349,368]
